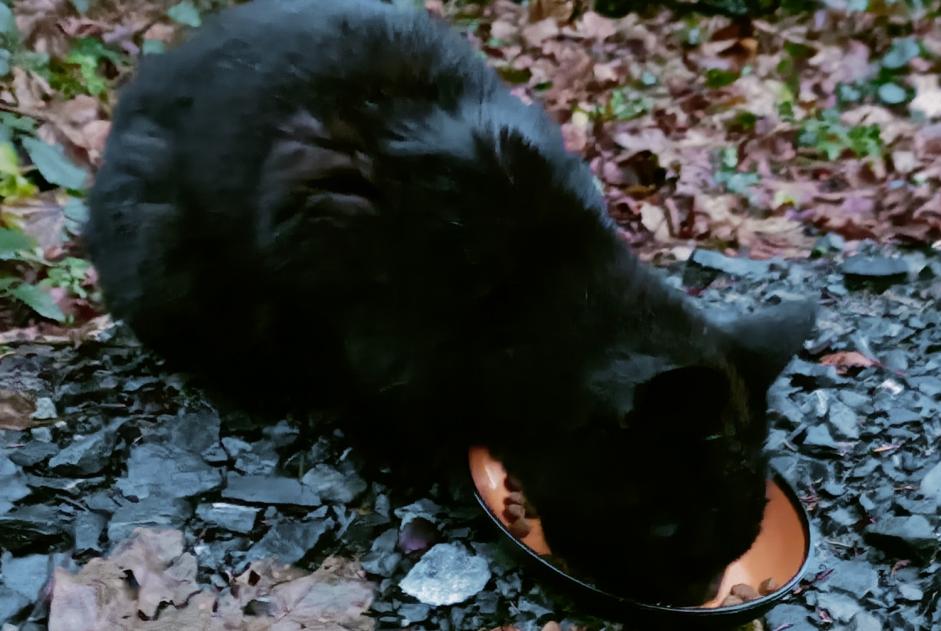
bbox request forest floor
[0,0,939,629]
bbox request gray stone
[842,255,908,280]
[48,422,120,476]
[361,528,401,577]
[828,400,860,439]
[73,511,106,554]
[689,249,771,276]
[244,518,331,566]
[851,611,883,631]
[108,497,191,543]
[301,463,367,503]
[0,585,29,625]
[898,583,924,601]
[886,407,920,426]
[804,424,840,451]
[0,455,29,513]
[818,591,862,623]
[920,460,941,506]
[222,474,321,507]
[399,543,490,606]
[30,397,56,420]
[117,443,222,500]
[827,559,879,597]
[196,503,259,534]
[764,604,813,630]
[865,515,938,560]
[0,553,49,600]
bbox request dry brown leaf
[108,529,200,618]
[575,12,616,42]
[521,18,559,49]
[0,389,38,430]
[14,0,72,59]
[820,351,878,372]
[49,529,376,631]
[527,0,573,24]
[910,75,941,121]
[49,559,137,631]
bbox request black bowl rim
[471,468,815,618]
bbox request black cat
[84,0,816,605]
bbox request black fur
[85,0,816,605]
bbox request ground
[0,0,939,630]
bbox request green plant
[714,146,760,195]
[591,87,651,122]
[798,109,884,160]
[49,37,126,99]
[42,256,91,300]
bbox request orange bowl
[469,446,812,624]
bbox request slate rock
[688,249,772,276]
[898,583,923,601]
[222,474,321,507]
[233,441,279,475]
[919,460,941,506]
[108,497,191,543]
[828,400,860,439]
[196,502,259,534]
[399,543,490,606]
[851,611,883,631]
[0,455,29,512]
[0,505,68,551]
[764,604,813,630]
[0,585,29,625]
[30,397,56,420]
[7,441,58,467]
[865,515,938,560]
[803,424,841,452]
[842,255,908,282]
[116,443,222,500]
[826,559,879,597]
[0,552,49,601]
[818,591,863,622]
[886,407,921,426]
[301,463,367,504]
[72,511,107,555]
[244,518,331,565]
[361,528,402,577]
[48,421,120,475]
[397,602,431,624]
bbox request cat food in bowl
[468,446,813,626]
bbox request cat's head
[508,299,816,605]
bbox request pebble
[301,463,367,503]
[399,543,491,606]
[919,460,941,506]
[116,443,222,500]
[48,421,120,476]
[221,474,321,507]
[865,515,938,561]
[195,502,259,534]
[244,517,332,566]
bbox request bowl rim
[470,461,815,618]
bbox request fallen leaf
[0,389,37,430]
[910,75,941,120]
[521,18,559,48]
[820,351,878,372]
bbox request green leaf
[877,82,909,105]
[63,197,89,234]
[0,4,15,38]
[705,68,739,89]
[21,136,88,189]
[0,226,34,256]
[10,282,65,322]
[168,1,202,27]
[881,37,920,70]
[141,39,167,56]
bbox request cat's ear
[720,299,817,390]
